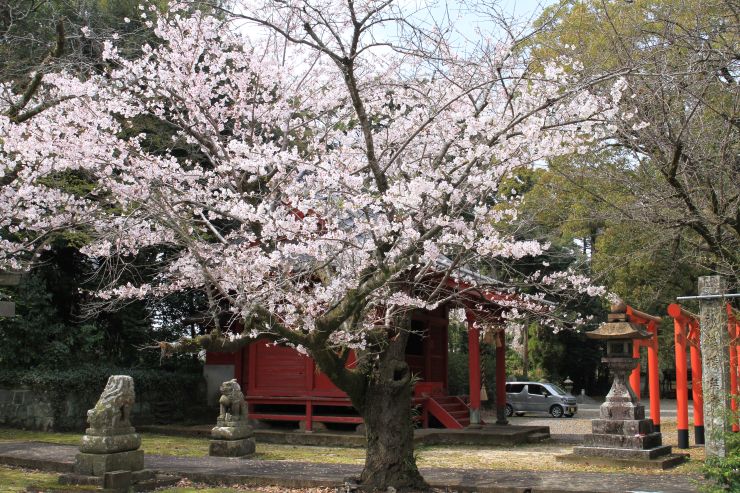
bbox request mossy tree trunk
[358,332,426,491]
[312,329,428,491]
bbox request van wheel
[505,404,514,417]
[550,405,564,418]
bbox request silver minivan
[505,381,578,418]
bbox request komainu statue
[87,375,136,431]
[76,375,144,475]
[210,378,254,457]
[218,378,248,423]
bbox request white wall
[203,364,235,406]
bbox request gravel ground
[507,415,592,439]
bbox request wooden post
[669,303,704,445]
[626,306,662,430]
[736,318,740,433]
[305,399,313,432]
[496,329,508,425]
[647,321,661,431]
[690,340,705,444]
[674,317,690,449]
[699,276,731,458]
[466,312,481,427]
[630,340,641,400]
[728,314,738,433]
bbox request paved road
[494,399,692,443]
[576,399,693,418]
[502,399,692,420]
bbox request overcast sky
[403,0,558,48]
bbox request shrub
[0,365,205,430]
[702,413,740,493]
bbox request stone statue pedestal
[209,417,256,457]
[558,357,686,469]
[75,425,144,475]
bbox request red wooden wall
[206,308,450,399]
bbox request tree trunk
[357,333,428,491]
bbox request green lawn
[0,466,97,492]
[0,427,366,462]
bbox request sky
[403,0,558,48]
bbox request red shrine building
[203,271,512,430]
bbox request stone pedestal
[209,436,256,457]
[210,419,256,457]
[74,421,144,477]
[75,449,144,476]
[559,357,686,469]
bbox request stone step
[591,418,654,436]
[572,444,673,460]
[526,432,551,443]
[583,432,662,450]
[131,474,181,491]
[557,452,689,470]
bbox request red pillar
[496,329,508,425]
[728,317,738,433]
[630,340,641,400]
[689,335,704,444]
[736,321,740,433]
[674,318,690,448]
[647,321,661,431]
[466,312,481,427]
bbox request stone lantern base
[558,358,687,469]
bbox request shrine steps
[425,396,473,429]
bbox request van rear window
[506,384,524,393]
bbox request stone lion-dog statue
[87,375,135,431]
[219,378,248,422]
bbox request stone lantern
[557,301,686,468]
[563,377,573,394]
[587,301,652,422]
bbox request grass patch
[0,466,96,492]
[0,428,79,446]
[253,444,365,464]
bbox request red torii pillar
[687,318,705,444]
[668,303,708,447]
[466,311,482,427]
[625,306,662,431]
[727,304,740,433]
[496,329,508,425]
[669,304,693,448]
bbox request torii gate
[624,304,662,431]
[667,302,740,449]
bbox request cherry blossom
[0,0,624,338]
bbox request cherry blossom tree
[1,1,623,489]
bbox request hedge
[0,365,206,430]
